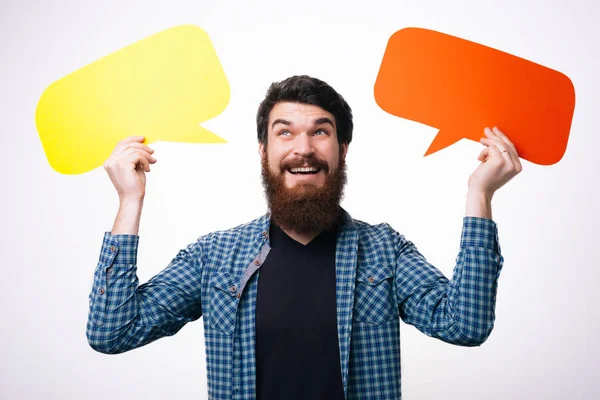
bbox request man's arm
[86,135,203,354]
[393,217,502,346]
[86,232,204,354]
[395,126,521,345]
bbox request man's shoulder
[344,215,402,267]
[350,216,398,241]
[195,214,269,246]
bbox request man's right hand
[104,136,157,201]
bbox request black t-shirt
[255,221,345,400]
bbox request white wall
[1,0,598,398]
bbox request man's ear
[341,143,349,161]
[259,142,266,158]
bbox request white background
[1,0,599,398]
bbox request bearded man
[87,75,521,400]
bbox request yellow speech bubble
[35,25,229,175]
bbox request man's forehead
[268,102,336,127]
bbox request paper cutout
[35,24,229,175]
[374,28,575,165]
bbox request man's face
[259,102,348,191]
[259,102,349,234]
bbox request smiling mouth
[287,167,321,175]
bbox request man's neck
[280,228,321,246]
[269,208,342,245]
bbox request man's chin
[284,173,325,188]
[282,185,320,200]
[285,181,320,189]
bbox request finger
[123,147,156,162]
[486,142,505,164]
[480,136,514,157]
[119,149,156,170]
[115,135,146,150]
[490,136,521,166]
[510,150,523,173]
[118,135,146,146]
[125,135,145,142]
[117,150,149,172]
[480,138,513,164]
[105,148,154,172]
[483,127,495,138]
[477,146,490,162]
[121,142,155,155]
[491,127,520,162]
[491,127,516,150]
[138,153,152,172]
[483,127,509,154]
[112,136,147,156]
[137,156,150,172]
[480,137,508,153]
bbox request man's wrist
[465,189,493,219]
[119,195,144,207]
[111,196,144,235]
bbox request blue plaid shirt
[87,210,503,399]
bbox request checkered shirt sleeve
[395,216,503,346]
[86,232,204,354]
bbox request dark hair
[256,75,353,145]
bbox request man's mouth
[287,166,321,175]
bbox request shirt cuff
[460,217,500,253]
[98,232,140,266]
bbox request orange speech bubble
[374,28,575,165]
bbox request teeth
[290,167,319,173]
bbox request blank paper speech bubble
[35,25,229,175]
[374,28,575,166]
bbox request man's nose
[293,133,314,157]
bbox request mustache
[280,156,330,172]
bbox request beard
[261,150,347,235]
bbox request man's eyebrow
[314,117,335,128]
[271,117,335,129]
[271,118,292,129]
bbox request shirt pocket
[209,269,240,335]
[353,264,397,325]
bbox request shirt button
[99,287,105,295]
[229,285,237,293]
[236,292,241,299]
[368,276,375,283]
[254,259,261,266]
[110,246,116,252]
[262,231,268,238]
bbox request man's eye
[314,129,327,136]
[278,130,291,136]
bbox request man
[87,75,522,399]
